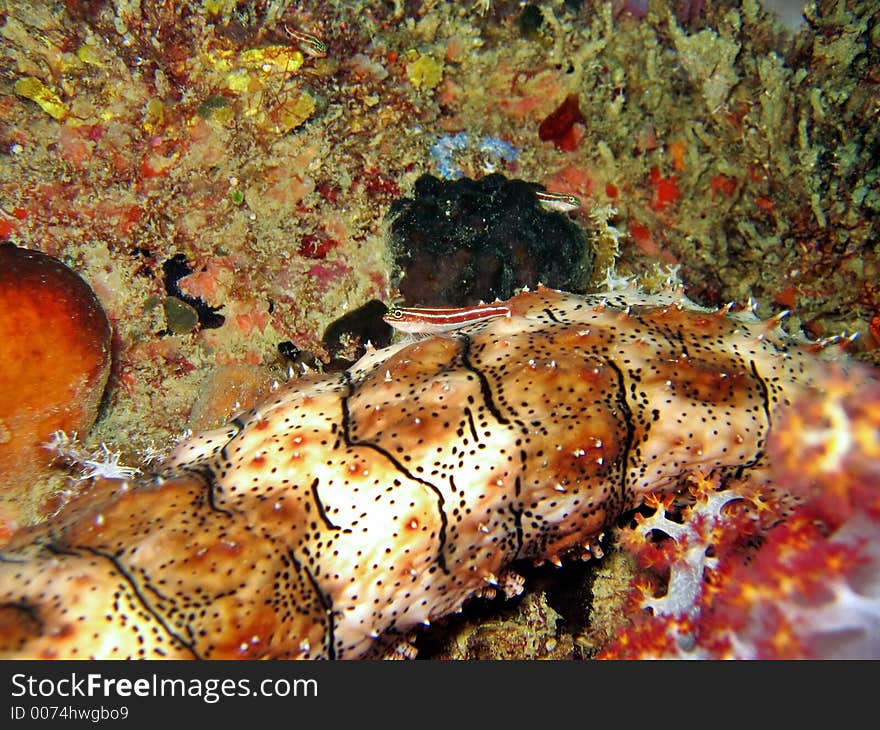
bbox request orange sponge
[0,244,112,504]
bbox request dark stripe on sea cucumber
[310,478,340,530]
[82,545,201,659]
[142,574,175,604]
[141,576,199,650]
[464,406,479,443]
[542,307,562,323]
[730,359,772,476]
[457,333,510,426]
[180,465,234,517]
[633,312,692,359]
[659,323,690,359]
[508,503,524,560]
[0,552,29,564]
[291,549,336,660]
[340,370,450,574]
[750,359,773,445]
[729,359,773,479]
[220,416,247,462]
[604,359,636,516]
[43,542,82,559]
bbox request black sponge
[387,173,592,306]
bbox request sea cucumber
[0,284,841,659]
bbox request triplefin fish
[0,286,832,658]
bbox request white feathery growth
[45,431,142,482]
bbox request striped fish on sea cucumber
[383,302,513,333]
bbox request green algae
[163,296,200,335]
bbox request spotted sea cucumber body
[0,286,823,658]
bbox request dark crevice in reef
[413,558,597,659]
[161,253,225,330]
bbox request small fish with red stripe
[383,302,513,333]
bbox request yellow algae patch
[14,77,68,121]
[406,52,444,90]
[206,46,304,76]
[202,0,228,14]
[59,53,84,75]
[225,69,252,93]
[142,98,166,133]
[272,91,316,133]
[197,96,235,126]
[76,42,105,67]
[238,46,304,74]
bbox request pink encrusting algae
[0,284,867,659]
